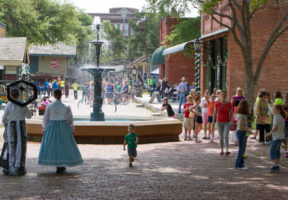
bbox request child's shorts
[195,115,203,124]
[270,139,283,160]
[128,148,137,157]
[208,116,216,123]
[184,118,194,130]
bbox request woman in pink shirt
[213,90,233,155]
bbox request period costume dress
[0,102,32,176]
[38,99,83,167]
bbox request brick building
[157,17,195,85]
[89,8,137,37]
[201,1,288,98]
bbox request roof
[151,46,165,64]
[0,37,28,66]
[29,43,76,57]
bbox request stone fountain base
[26,116,182,144]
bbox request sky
[68,0,199,17]
[69,0,148,13]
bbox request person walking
[0,89,32,176]
[213,90,233,155]
[38,89,83,174]
[235,100,254,170]
[178,77,188,113]
[64,80,70,98]
[72,81,78,100]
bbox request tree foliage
[162,17,201,47]
[102,20,127,62]
[0,0,93,46]
[127,12,160,60]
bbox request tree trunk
[245,78,256,108]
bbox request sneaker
[225,151,231,156]
[250,136,256,139]
[203,136,208,139]
[188,137,192,141]
[220,152,224,155]
[265,141,271,145]
[238,166,248,170]
[260,142,265,145]
[184,138,187,141]
[243,154,247,159]
[270,166,280,173]
[129,163,133,168]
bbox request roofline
[0,22,6,29]
[29,54,76,57]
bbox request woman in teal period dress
[38,89,83,174]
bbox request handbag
[189,111,195,119]
[230,121,237,131]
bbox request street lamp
[193,38,202,94]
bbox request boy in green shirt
[123,124,138,167]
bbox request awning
[151,46,165,64]
[201,28,229,40]
[163,40,194,56]
[150,68,159,75]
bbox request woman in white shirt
[0,89,32,176]
[38,89,83,174]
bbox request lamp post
[194,38,202,94]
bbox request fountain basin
[26,115,183,144]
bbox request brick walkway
[0,92,287,199]
[0,137,287,199]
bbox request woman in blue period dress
[38,89,83,174]
[0,89,32,176]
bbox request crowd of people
[174,79,288,172]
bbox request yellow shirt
[61,80,65,87]
[72,83,78,91]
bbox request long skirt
[38,120,83,166]
[0,121,27,176]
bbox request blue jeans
[178,92,186,113]
[270,139,283,160]
[235,130,247,168]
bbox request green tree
[102,20,127,62]
[147,0,288,105]
[127,12,160,60]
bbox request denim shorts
[270,139,283,160]
[128,148,137,157]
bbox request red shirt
[215,102,232,122]
[183,102,194,118]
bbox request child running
[267,105,286,173]
[192,95,202,143]
[208,94,216,142]
[161,97,175,118]
[123,124,139,167]
[183,95,194,140]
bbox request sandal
[225,152,231,156]
[220,152,224,155]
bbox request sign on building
[50,59,61,68]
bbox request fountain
[81,24,113,121]
[26,25,182,144]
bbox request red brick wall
[159,17,195,85]
[202,1,288,99]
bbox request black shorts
[196,115,203,124]
[128,148,137,157]
[208,116,216,123]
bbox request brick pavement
[0,92,287,199]
[0,137,287,199]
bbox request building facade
[201,1,288,98]
[29,43,76,79]
[89,7,137,37]
[159,17,195,85]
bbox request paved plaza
[0,93,287,199]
